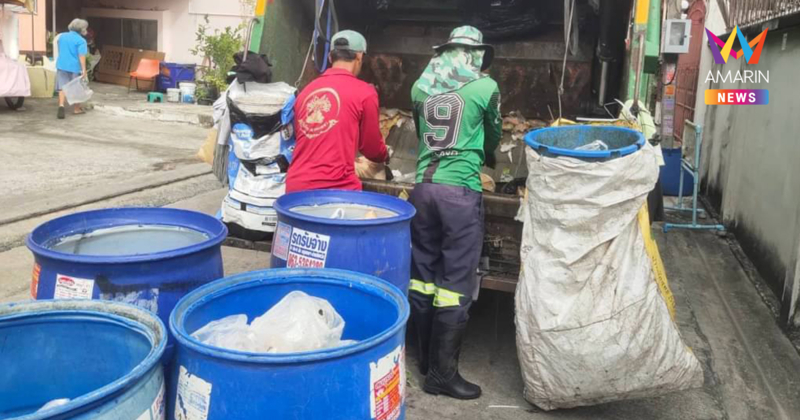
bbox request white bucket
[179,82,196,104]
[166,88,181,103]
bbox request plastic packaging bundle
[250,291,345,353]
[191,314,259,353]
[191,291,353,354]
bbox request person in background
[55,19,89,120]
[408,26,502,400]
[285,30,389,193]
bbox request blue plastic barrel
[660,148,693,196]
[0,300,166,419]
[271,190,416,292]
[524,125,645,160]
[26,207,227,353]
[169,268,410,420]
[157,63,196,92]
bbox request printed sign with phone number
[285,227,330,268]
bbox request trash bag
[228,51,273,84]
[62,77,93,105]
[230,123,281,162]
[228,98,282,140]
[250,291,345,353]
[515,142,703,410]
[191,314,260,352]
[574,139,609,151]
[221,82,296,235]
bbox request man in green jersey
[408,26,501,400]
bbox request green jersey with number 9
[411,77,502,192]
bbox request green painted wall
[625,0,661,104]
[259,0,313,84]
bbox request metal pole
[31,6,34,60]
[691,124,704,226]
[677,160,685,209]
[598,61,609,107]
[632,32,646,108]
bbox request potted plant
[191,16,244,105]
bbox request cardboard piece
[95,45,165,91]
[27,67,56,98]
[197,128,218,165]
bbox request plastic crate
[157,62,196,92]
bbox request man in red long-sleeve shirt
[286,30,389,193]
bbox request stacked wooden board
[95,45,165,91]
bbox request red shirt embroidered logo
[299,87,340,139]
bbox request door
[87,17,157,51]
[673,0,706,145]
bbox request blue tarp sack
[220,82,296,234]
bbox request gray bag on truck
[515,142,703,410]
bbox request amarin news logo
[706,26,768,64]
[704,26,769,105]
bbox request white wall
[698,21,800,326]
[691,0,726,129]
[82,0,252,64]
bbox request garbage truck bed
[361,179,522,293]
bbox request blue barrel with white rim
[0,299,166,419]
[169,268,410,420]
[26,207,227,356]
[524,125,645,161]
[271,190,416,293]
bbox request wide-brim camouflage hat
[433,25,495,71]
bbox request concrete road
[0,90,212,213]
[0,91,224,301]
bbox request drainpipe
[597,0,615,106]
[629,0,650,115]
[248,0,269,54]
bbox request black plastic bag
[227,51,273,84]
[227,96,282,139]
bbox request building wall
[698,22,800,325]
[17,0,47,53]
[690,0,725,131]
[259,0,313,84]
[81,0,252,64]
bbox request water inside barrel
[48,224,209,256]
[291,203,397,220]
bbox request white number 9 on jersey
[422,93,464,151]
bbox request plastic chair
[129,59,160,93]
[147,92,164,103]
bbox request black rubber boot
[57,106,65,119]
[423,321,481,400]
[410,304,434,375]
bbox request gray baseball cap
[331,30,367,53]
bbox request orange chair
[128,58,160,93]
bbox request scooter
[0,52,29,110]
[3,96,24,110]
[1,0,31,109]
[0,48,29,110]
